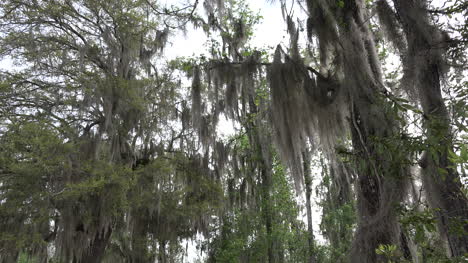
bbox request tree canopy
[0,0,466,262]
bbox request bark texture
[304,0,411,261]
[392,0,468,256]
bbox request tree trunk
[305,0,409,260]
[0,251,18,263]
[79,227,112,263]
[261,165,275,263]
[248,81,277,262]
[392,0,468,256]
[340,1,409,261]
[302,150,316,263]
[158,240,167,263]
[130,214,149,263]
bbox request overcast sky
[165,0,292,60]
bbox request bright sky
[165,0,291,59]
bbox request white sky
[165,0,290,59]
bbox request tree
[0,0,213,262]
[1,0,466,262]
[378,0,468,256]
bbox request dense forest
[0,0,466,262]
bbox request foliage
[208,153,309,262]
[315,155,356,263]
[0,0,467,262]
